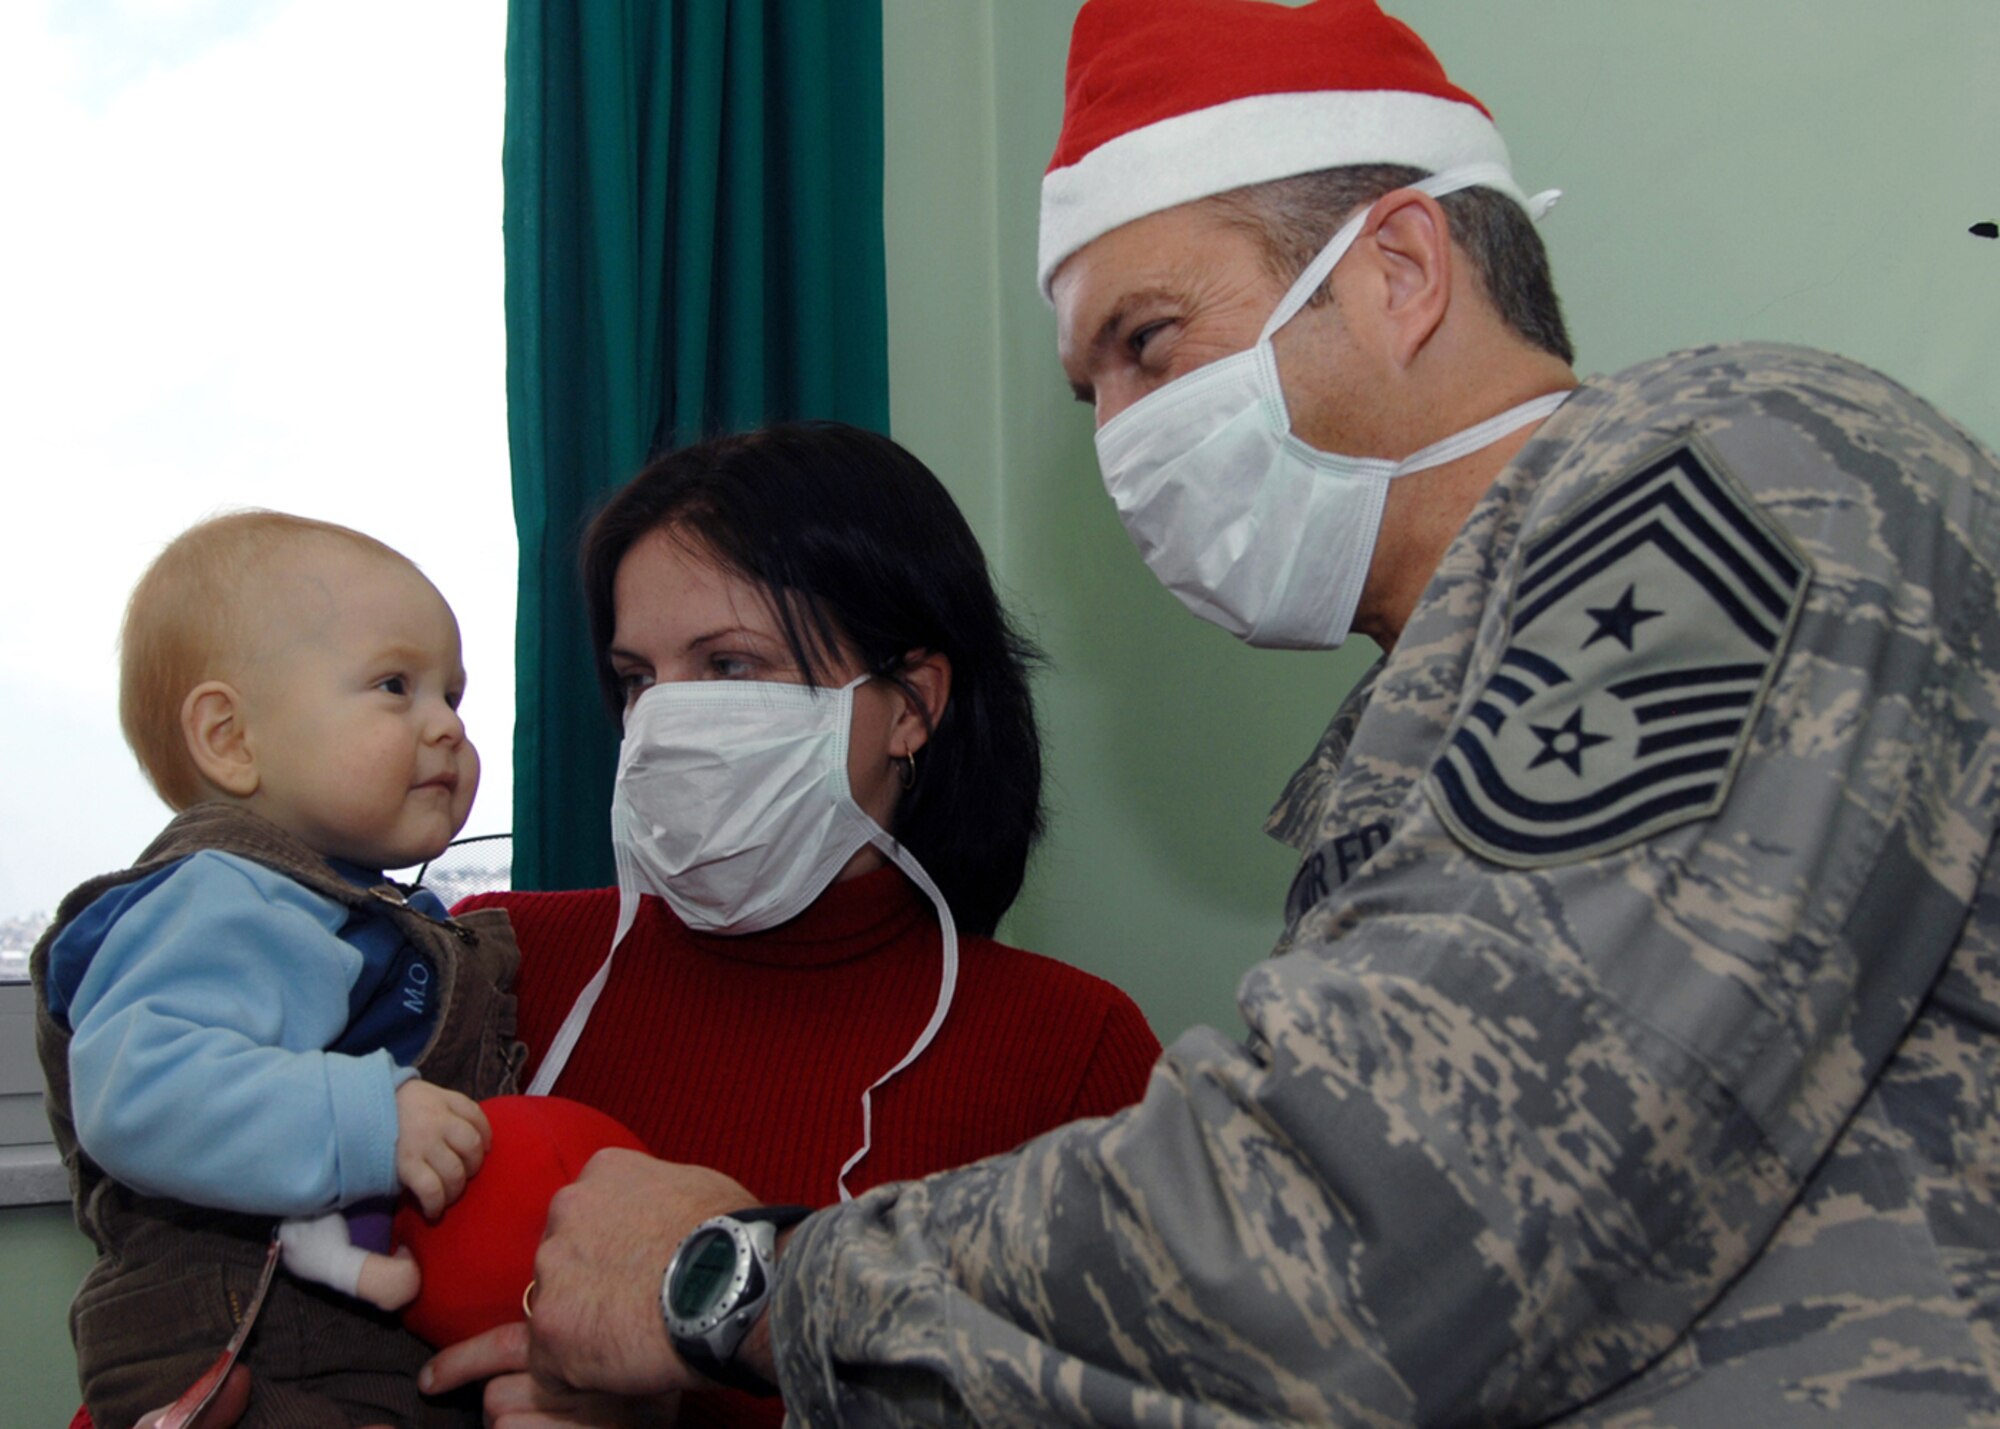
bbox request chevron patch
[1427,440,1811,866]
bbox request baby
[30,511,521,1429]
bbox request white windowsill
[0,1143,68,1206]
[0,979,64,1206]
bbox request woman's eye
[618,670,655,699]
[708,654,754,680]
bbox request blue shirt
[46,851,444,1216]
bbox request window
[0,0,508,1200]
[0,2,512,977]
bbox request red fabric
[1050,0,1488,173]
[457,867,1160,1429]
[394,1097,648,1348]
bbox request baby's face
[239,542,479,871]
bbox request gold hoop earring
[896,752,917,789]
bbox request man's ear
[890,651,953,757]
[1359,187,1453,369]
[182,681,259,798]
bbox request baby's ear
[182,681,259,798]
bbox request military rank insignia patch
[1426,439,1811,866]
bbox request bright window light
[0,0,514,979]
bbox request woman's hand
[423,1320,678,1427]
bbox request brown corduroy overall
[31,803,523,1428]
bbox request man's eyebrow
[1069,287,1179,404]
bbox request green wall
[880,0,2000,1048]
[883,0,1353,1050]
[2,1201,96,1422]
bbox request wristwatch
[661,1205,811,1394]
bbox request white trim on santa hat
[1038,88,1527,301]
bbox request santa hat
[1039,0,1537,299]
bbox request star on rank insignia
[1427,439,1812,866]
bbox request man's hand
[526,1150,759,1397]
[394,1079,491,1219]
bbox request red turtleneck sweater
[456,867,1160,1428]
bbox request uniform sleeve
[766,372,2000,1426]
[62,852,406,1215]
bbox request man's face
[1053,201,1290,430]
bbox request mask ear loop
[836,830,959,1201]
[1258,163,1546,346]
[528,687,673,1097]
[832,669,960,1201]
[525,814,645,1097]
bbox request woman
[453,423,1160,1427]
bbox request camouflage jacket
[769,345,2000,1427]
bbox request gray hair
[1207,163,1574,365]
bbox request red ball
[393,1095,647,1348]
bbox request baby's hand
[395,1080,491,1220]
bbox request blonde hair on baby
[119,510,411,809]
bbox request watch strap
[724,1204,812,1229]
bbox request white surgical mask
[1094,164,1567,650]
[527,674,959,1200]
[612,674,885,935]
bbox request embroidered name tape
[1427,439,1811,866]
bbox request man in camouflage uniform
[470,1,2000,1424]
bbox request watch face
[669,1228,738,1321]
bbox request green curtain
[503,0,891,891]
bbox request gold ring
[522,1279,536,1321]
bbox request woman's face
[607,527,927,874]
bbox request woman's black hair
[581,422,1046,938]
